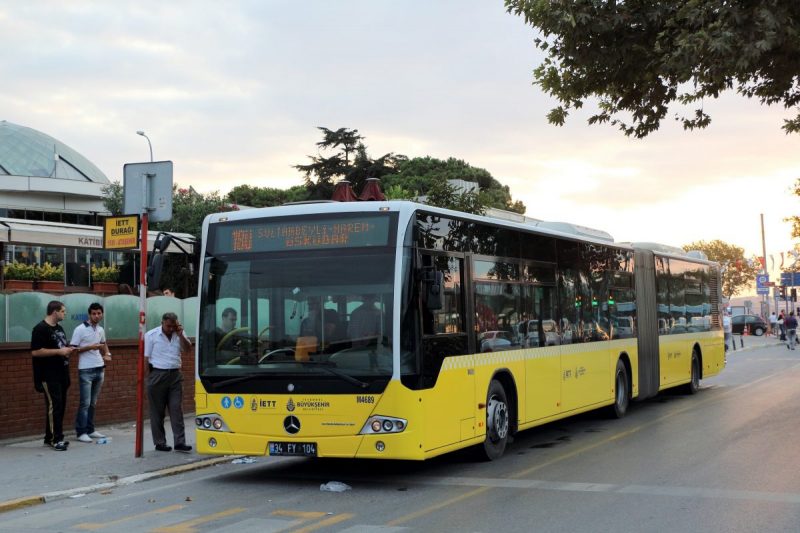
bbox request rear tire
[753,327,764,336]
[683,349,700,394]
[480,380,509,461]
[609,359,629,419]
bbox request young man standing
[71,303,112,442]
[31,300,75,451]
[144,312,193,453]
[785,311,798,350]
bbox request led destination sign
[213,215,392,254]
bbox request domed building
[0,120,120,288]
[0,120,192,293]
[0,120,110,223]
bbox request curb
[729,340,783,353]
[0,455,244,514]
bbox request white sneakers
[78,431,107,442]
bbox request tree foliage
[102,183,237,296]
[227,184,309,208]
[786,178,800,243]
[102,183,234,240]
[293,127,406,199]
[505,1,800,137]
[383,156,527,214]
[683,239,759,297]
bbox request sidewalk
[728,331,784,352]
[0,415,240,513]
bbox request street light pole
[136,130,154,162]
[133,130,153,457]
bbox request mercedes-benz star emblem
[284,415,301,435]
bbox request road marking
[287,512,354,533]
[74,504,184,530]
[272,510,327,519]
[389,475,800,504]
[151,507,246,533]
[385,360,800,526]
[384,487,490,527]
[337,526,408,532]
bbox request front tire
[609,359,629,419]
[480,380,509,461]
[683,349,700,394]
[753,327,764,336]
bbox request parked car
[524,319,561,347]
[731,314,767,336]
[479,330,513,352]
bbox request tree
[102,183,234,240]
[227,184,309,208]
[424,179,486,215]
[505,2,800,137]
[383,156,527,213]
[294,127,405,199]
[102,183,238,296]
[683,240,759,297]
[786,179,800,246]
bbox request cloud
[0,0,797,260]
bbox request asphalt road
[5,343,800,532]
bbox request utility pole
[761,213,769,316]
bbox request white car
[479,330,513,352]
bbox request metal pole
[136,131,154,162]
[135,211,148,458]
[761,213,768,314]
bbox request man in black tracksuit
[31,300,75,451]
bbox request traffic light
[780,286,787,299]
[792,288,797,302]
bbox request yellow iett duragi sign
[103,215,140,249]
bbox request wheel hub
[487,396,509,441]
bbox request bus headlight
[360,416,408,434]
[195,413,231,432]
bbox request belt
[153,367,180,372]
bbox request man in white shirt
[144,312,193,453]
[723,312,734,352]
[70,303,111,443]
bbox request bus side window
[420,255,468,386]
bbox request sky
[1,1,798,283]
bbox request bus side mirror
[422,268,444,311]
[147,234,174,288]
[147,253,165,288]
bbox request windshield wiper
[208,362,369,390]
[317,364,369,389]
[209,373,268,390]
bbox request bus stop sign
[756,274,769,295]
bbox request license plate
[268,441,317,457]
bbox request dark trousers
[41,377,69,445]
[146,369,186,447]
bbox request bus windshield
[198,248,395,384]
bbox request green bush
[3,261,36,280]
[37,262,64,281]
[91,265,119,283]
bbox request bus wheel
[481,380,509,460]
[610,359,629,419]
[683,349,700,395]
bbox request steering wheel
[216,325,273,352]
[216,327,251,352]
[258,348,295,364]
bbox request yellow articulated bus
[192,201,724,461]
